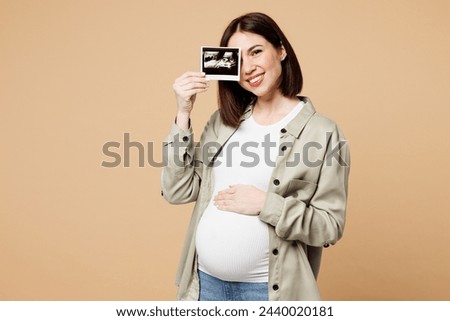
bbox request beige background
[1,0,449,300]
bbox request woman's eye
[251,49,262,56]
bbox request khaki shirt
[161,97,350,300]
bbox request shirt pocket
[285,179,318,205]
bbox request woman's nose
[243,63,256,75]
[241,57,256,75]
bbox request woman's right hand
[172,71,209,130]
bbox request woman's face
[228,31,286,100]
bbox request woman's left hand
[214,184,266,215]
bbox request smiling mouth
[247,73,264,87]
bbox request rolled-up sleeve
[161,121,201,204]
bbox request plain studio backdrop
[1,0,449,300]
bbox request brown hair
[218,12,303,127]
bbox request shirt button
[182,136,189,142]
[273,179,280,186]
[280,128,287,134]
[272,249,279,255]
[273,284,279,291]
[160,190,164,196]
[280,145,287,152]
[323,243,330,248]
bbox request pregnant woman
[161,12,350,301]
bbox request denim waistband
[198,270,268,301]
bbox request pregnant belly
[195,204,269,282]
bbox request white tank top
[195,101,304,282]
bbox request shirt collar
[285,96,316,138]
[238,96,316,138]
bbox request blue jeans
[198,270,268,301]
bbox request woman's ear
[280,44,287,61]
